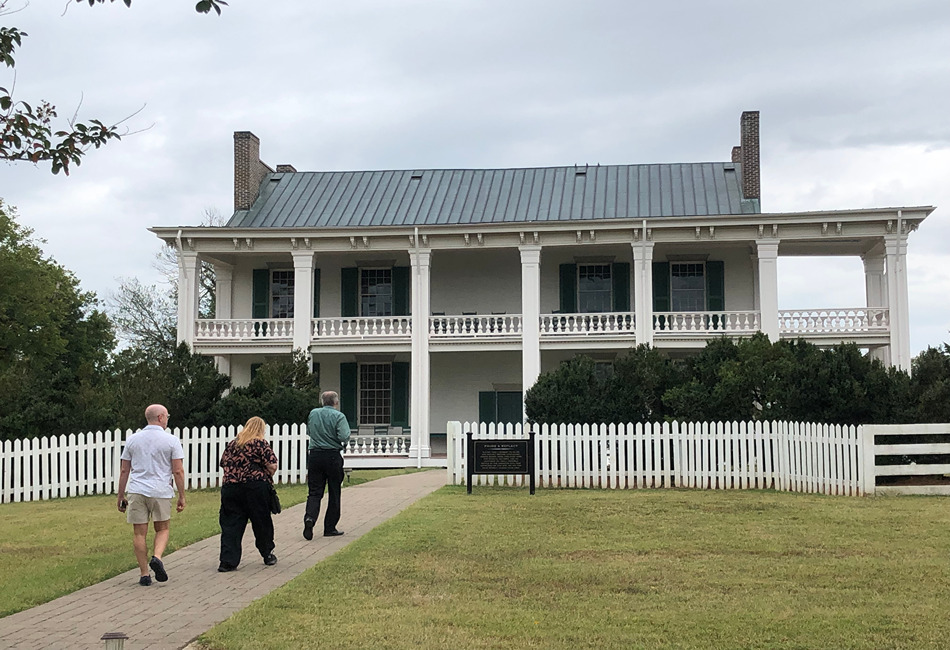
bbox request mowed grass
[198,487,950,650]
[0,469,420,617]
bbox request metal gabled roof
[226,162,759,229]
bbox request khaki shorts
[126,493,172,525]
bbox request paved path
[0,470,447,650]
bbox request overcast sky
[3,0,948,353]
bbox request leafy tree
[107,277,177,355]
[911,344,950,423]
[1,0,227,175]
[106,342,231,431]
[212,351,321,427]
[0,200,116,439]
[78,0,229,15]
[525,347,681,424]
[527,334,917,427]
[601,345,683,423]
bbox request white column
[755,241,780,342]
[409,249,432,460]
[292,251,315,353]
[631,240,654,346]
[755,240,779,343]
[885,233,911,370]
[862,247,889,365]
[520,246,542,413]
[177,251,200,347]
[213,263,233,319]
[215,355,231,378]
[749,251,760,311]
[212,263,233,374]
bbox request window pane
[670,263,705,312]
[577,264,612,313]
[271,271,295,318]
[359,363,391,425]
[361,269,393,317]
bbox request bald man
[116,404,186,586]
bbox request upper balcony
[191,307,890,351]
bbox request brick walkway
[0,470,447,650]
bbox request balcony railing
[540,312,635,336]
[193,307,889,345]
[429,314,522,338]
[653,311,760,334]
[778,308,888,334]
[195,318,293,341]
[314,316,411,338]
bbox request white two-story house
[150,111,932,462]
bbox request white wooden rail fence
[447,421,865,495]
[0,424,410,503]
[861,423,950,496]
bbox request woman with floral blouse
[217,416,279,572]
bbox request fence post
[446,421,461,485]
[859,425,876,496]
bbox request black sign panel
[466,429,536,494]
[474,441,528,474]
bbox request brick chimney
[739,111,760,201]
[276,164,297,173]
[233,131,274,212]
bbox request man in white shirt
[116,404,186,586]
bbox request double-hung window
[270,270,295,318]
[577,264,612,313]
[359,363,392,425]
[360,268,393,317]
[670,263,705,312]
[558,262,629,314]
[652,260,724,316]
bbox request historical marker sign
[467,428,536,494]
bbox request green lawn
[196,488,950,650]
[0,469,419,617]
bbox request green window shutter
[652,262,670,312]
[611,262,630,312]
[252,269,269,318]
[341,268,358,317]
[313,268,321,318]
[393,266,410,316]
[496,392,524,425]
[559,263,577,313]
[391,362,410,427]
[340,362,358,429]
[478,391,498,423]
[706,261,725,311]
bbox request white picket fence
[5,420,949,503]
[447,421,865,496]
[0,424,411,503]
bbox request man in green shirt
[303,390,351,540]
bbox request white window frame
[358,363,392,426]
[360,268,393,317]
[577,263,612,313]
[670,262,705,312]
[270,270,295,318]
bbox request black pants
[305,449,344,533]
[219,481,275,567]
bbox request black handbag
[252,460,281,515]
[266,481,281,515]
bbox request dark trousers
[305,449,344,533]
[219,481,275,567]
